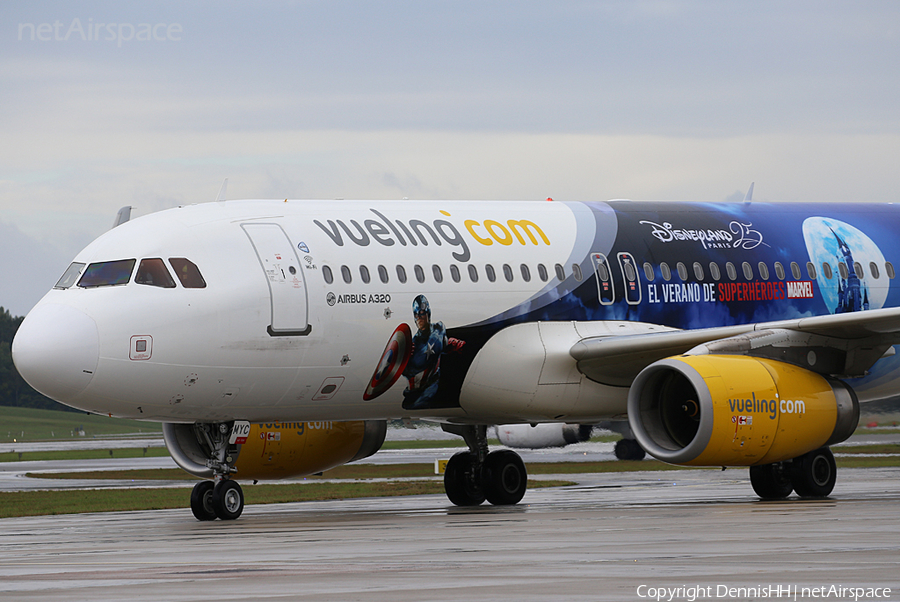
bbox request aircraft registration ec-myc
[12,189,900,520]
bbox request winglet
[112,206,132,228]
[743,182,755,202]
[215,178,228,202]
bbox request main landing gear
[442,425,528,506]
[749,447,837,500]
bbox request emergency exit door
[242,223,311,336]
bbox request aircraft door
[242,223,311,336]
[617,252,642,305]
[591,253,615,305]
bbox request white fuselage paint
[15,200,601,424]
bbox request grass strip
[833,444,900,454]
[1,447,170,463]
[0,479,572,519]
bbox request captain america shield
[363,323,412,400]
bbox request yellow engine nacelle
[163,420,386,480]
[627,356,858,466]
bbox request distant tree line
[0,307,77,412]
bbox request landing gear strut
[441,424,527,507]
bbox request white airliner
[12,194,900,520]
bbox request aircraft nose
[12,304,100,403]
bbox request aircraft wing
[570,306,900,387]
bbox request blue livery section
[392,201,900,410]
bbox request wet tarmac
[1,466,898,601]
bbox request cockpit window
[54,262,85,289]
[135,258,177,288]
[77,259,136,288]
[168,258,207,288]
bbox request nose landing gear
[164,422,246,521]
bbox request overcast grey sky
[3,1,900,316]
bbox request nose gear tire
[212,480,245,520]
[190,481,217,521]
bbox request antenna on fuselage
[743,182,755,202]
[215,178,228,202]
[112,206,132,228]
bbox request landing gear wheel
[614,439,646,461]
[790,447,836,498]
[444,451,485,506]
[190,481,217,521]
[749,462,793,499]
[212,480,244,520]
[482,450,527,505]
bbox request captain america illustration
[401,295,465,410]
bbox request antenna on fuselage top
[112,206,132,228]
[215,178,228,202]
[743,182,755,202]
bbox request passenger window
[78,259,136,288]
[360,265,371,284]
[807,262,817,280]
[660,262,671,281]
[323,265,334,284]
[486,264,496,282]
[623,261,636,282]
[55,262,85,289]
[520,264,531,282]
[774,262,785,280]
[742,262,753,280]
[887,261,896,279]
[554,264,565,281]
[676,262,688,281]
[468,265,479,282]
[596,261,610,282]
[450,264,461,283]
[709,262,721,281]
[643,262,655,281]
[692,262,704,281]
[538,264,548,282]
[341,265,352,284]
[726,262,737,281]
[378,265,389,283]
[572,263,583,282]
[837,262,848,280]
[758,262,769,280]
[169,258,206,288]
[822,262,833,279]
[432,265,443,283]
[854,262,863,279]
[791,262,801,280]
[414,265,425,283]
[503,264,514,282]
[136,258,176,288]
[870,262,880,279]
[396,265,407,284]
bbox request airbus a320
[13,193,898,520]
